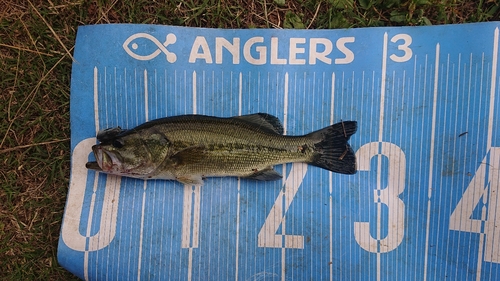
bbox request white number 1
[354,142,406,253]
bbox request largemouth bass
[86,113,357,185]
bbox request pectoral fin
[170,145,206,166]
[244,167,282,181]
[169,146,206,185]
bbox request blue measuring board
[59,23,500,280]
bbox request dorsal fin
[233,113,284,134]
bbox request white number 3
[390,34,413,62]
[354,142,406,253]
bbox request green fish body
[86,113,357,185]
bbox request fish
[85,113,357,185]
[122,33,177,62]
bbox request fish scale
[169,144,307,176]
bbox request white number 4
[449,147,500,263]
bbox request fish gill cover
[59,23,500,280]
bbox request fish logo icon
[123,33,177,62]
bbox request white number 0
[354,142,406,253]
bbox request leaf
[330,0,354,9]
[413,0,429,5]
[284,11,305,29]
[390,11,406,23]
[274,0,286,7]
[487,5,499,17]
[383,0,401,9]
[329,12,350,28]
[358,0,372,9]
[421,16,432,26]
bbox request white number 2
[449,147,500,263]
[258,163,307,249]
[354,142,406,253]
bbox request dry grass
[0,0,498,279]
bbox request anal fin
[244,167,282,181]
[176,175,204,186]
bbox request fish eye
[112,139,124,148]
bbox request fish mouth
[86,145,118,172]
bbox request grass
[0,0,499,279]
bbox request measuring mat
[59,23,500,280]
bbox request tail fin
[308,121,357,175]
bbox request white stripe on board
[375,32,389,281]
[182,188,198,281]
[191,75,201,251]
[158,180,166,278]
[282,72,289,281]
[460,53,474,280]
[487,27,498,151]
[115,68,129,272]
[187,248,193,281]
[193,71,197,114]
[191,186,201,248]
[84,66,102,281]
[330,72,335,129]
[137,69,149,281]
[235,72,242,280]
[283,73,289,135]
[329,72,335,281]
[462,53,473,281]
[137,185,147,281]
[181,188,193,248]
[379,33,388,142]
[114,68,118,125]
[476,208,487,281]
[436,54,451,281]
[144,70,149,121]
[451,53,463,279]
[179,71,202,281]
[235,177,241,280]
[238,72,242,114]
[93,67,99,134]
[423,43,440,281]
